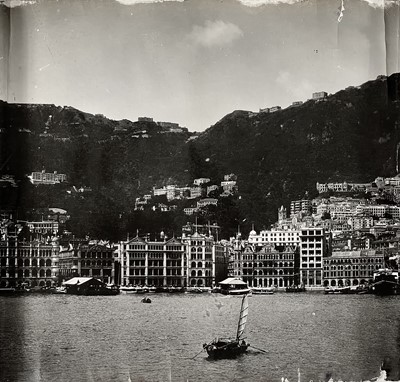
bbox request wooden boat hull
[204,341,248,359]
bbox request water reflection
[0,293,400,382]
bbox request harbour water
[1,293,400,382]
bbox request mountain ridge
[1,73,399,238]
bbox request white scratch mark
[337,0,345,22]
[39,63,50,71]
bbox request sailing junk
[203,295,249,358]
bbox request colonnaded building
[116,232,229,288]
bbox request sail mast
[236,294,249,341]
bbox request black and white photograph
[0,0,400,380]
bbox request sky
[0,0,398,131]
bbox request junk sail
[236,295,249,341]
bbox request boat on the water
[51,286,67,294]
[203,294,249,359]
[251,286,274,295]
[324,286,351,294]
[141,297,151,303]
[63,277,120,296]
[119,286,137,294]
[286,285,306,293]
[0,287,17,295]
[371,268,400,295]
[218,277,251,295]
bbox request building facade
[323,250,384,287]
[299,227,325,287]
[117,234,228,288]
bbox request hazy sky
[0,0,398,131]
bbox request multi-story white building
[190,186,202,199]
[299,227,325,288]
[193,178,210,186]
[248,228,300,246]
[221,180,237,193]
[24,220,60,235]
[312,91,328,100]
[290,199,311,217]
[28,170,67,185]
[153,186,167,197]
[197,198,218,208]
[116,233,228,288]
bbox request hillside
[1,73,399,238]
[190,73,400,226]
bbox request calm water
[1,292,400,382]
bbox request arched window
[198,262,202,268]
[191,261,196,268]
[32,269,38,277]
[24,259,30,266]
[32,259,37,266]
[39,269,45,277]
[46,259,52,267]
[81,260,86,267]
[191,270,196,277]
[198,270,203,277]
[39,259,45,267]
[24,269,30,277]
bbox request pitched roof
[63,277,99,285]
[219,277,247,285]
[126,236,147,244]
[166,237,182,245]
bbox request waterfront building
[323,250,384,287]
[245,244,297,288]
[228,236,298,288]
[0,227,59,288]
[76,243,115,284]
[117,232,228,288]
[299,227,325,287]
[184,231,228,287]
[117,236,186,287]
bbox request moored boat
[218,277,251,295]
[119,286,137,294]
[371,268,400,295]
[251,286,274,295]
[324,286,351,294]
[203,294,249,359]
[286,285,306,293]
[63,277,120,296]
